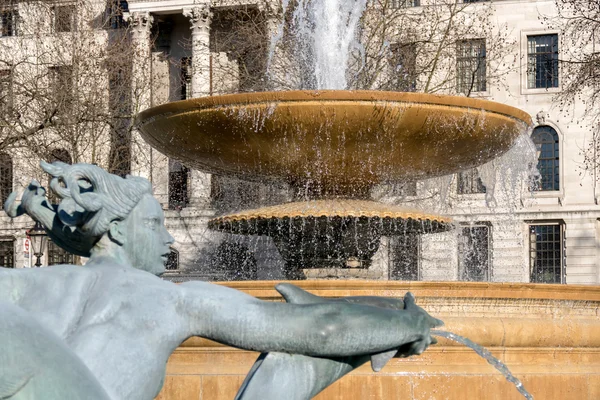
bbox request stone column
[127,11,154,181]
[183,5,212,98]
[183,5,213,205]
[259,0,284,90]
[128,11,154,112]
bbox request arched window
[168,159,189,210]
[0,153,12,205]
[531,126,559,191]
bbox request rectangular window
[108,0,128,29]
[457,39,486,94]
[0,8,17,37]
[0,69,12,111]
[0,153,13,205]
[166,249,179,270]
[527,34,559,89]
[458,224,490,281]
[54,5,75,33]
[168,159,189,210]
[180,57,192,100]
[47,240,76,265]
[389,235,420,280]
[457,168,486,194]
[529,223,564,284]
[389,43,417,92]
[0,238,14,268]
[390,0,420,8]
[49,65,73,112]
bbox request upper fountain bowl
[137,90,531,195]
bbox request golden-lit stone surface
[156,281,600,400]
[208,199,451,235]
[137,90,531,193]
[210,199,450,222]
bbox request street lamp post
[27,221,47,267]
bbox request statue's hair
[41,161,153,237]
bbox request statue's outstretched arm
[4,181,95,257]
[179,281,441,358]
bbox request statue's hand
[4,180,51,219]
[397,292,443,357]
[21,180,49,213]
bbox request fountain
[138,91,528,278]
[136,1,600,399]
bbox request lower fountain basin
[156,281,600,400]
[209,200,451,277]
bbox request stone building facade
[0,0,598,285]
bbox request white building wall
[1,0,600,284]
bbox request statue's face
[122,194,174,275]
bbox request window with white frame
[47,240,77,266]
[529,223,564,284]
[180,57,192,100]
[457,168,486,194]
[390,0,420,8]
[166,248,179,270]
[48,65,74,112]
[168,159,189,210]
[54,5,75,33]
[0,237,14,268]
[0,7,17,37]
[108,0,128,29]
[531,126,559,191]
[457,39,486,94]
[389,235,420,280]
[527,34,559,89]
[458,223,491,281]
[389,43,417,92]
[0,153,13,205]
[0,68,12,111]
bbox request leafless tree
[0,0,155,180]
[543,1,600,119]
[259,0,515,96]
[350,0,516,96]
[542,2,600,174]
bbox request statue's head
[42,162,174,275]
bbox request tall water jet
[268,0,367,89]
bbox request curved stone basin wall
[156,281,600,400]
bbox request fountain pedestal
[156,281,600,400]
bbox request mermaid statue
[0,161,442,400]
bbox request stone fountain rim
[209,199,452,224]
[220,280,600,301]
[136,89,533,127]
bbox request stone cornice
[125,0,260,15]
